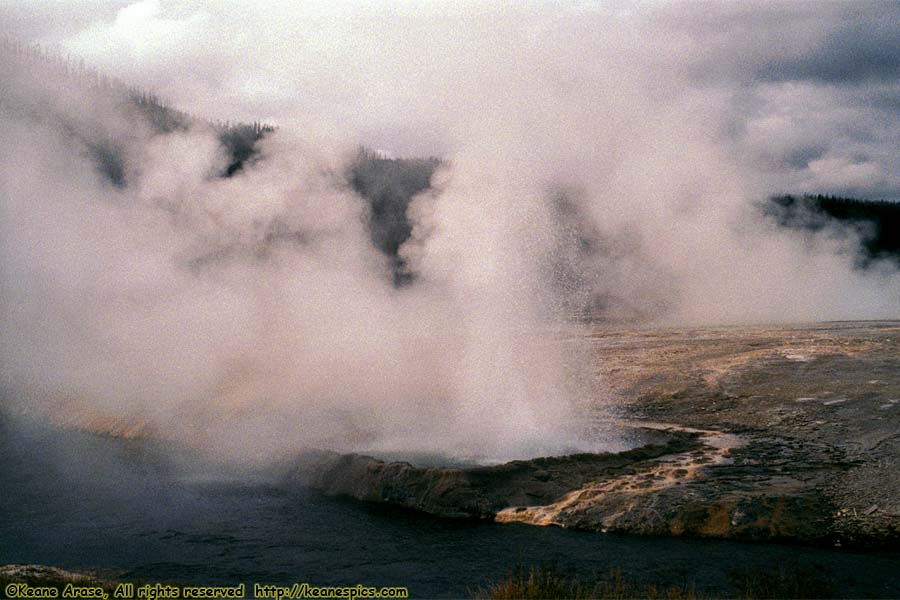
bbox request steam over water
[3,413,899,598]
[2,3,900,466]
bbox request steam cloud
[1,2,899,464]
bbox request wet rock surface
[284,321,900,548]
[284,430,699,519]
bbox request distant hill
[1,37,438,283]
[0,35,275,182]
[9,37,893,291]
[766,194,900,262]
[348,149,439,285]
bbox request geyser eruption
[0,40,594,466]
[2,2,900,467]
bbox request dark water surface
[2,413,899,598]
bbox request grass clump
[0,564,120,596]
[474,561,836,599]
[728,562,835,599]
[473,563,704,600]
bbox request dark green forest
[766,194,900,262]
[103,92,439,284]
[2,36,441,282]
[126,93,438,282]
[98,92,275,184]
[114,81,900,279]
[3,37,897,285]
[348,149,439,284]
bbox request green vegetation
[1,36,274,183]
[6,35,898,290]
[3,36,437,283]
[472,564,704,599]
[349,148,440,284]
[473,562,836,600]
[0,565,120,597]
[729,562,835,599]
[767,194,900,262]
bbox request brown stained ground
[582,320,900,545]
[276,321,900,548]
[12,320,900,548]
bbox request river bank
[284,321,900,548]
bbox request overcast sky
[2,0,899,200]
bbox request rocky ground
[284,320,900,548]
[591,320,900,546]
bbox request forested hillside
[767,194,900,262]
[348,149,439,284]
[1,37,438,282]
[4,37,896,295]
[1,36,275,182]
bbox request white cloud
[807,156,884,190]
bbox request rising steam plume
[1,2,899,465]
